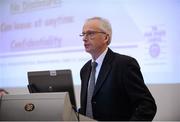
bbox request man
[79,17,157,121]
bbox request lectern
[0,92,77,121]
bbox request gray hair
[86,17,112,45]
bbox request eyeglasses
[79,31,107,38]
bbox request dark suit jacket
[79,48,157,121]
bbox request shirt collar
[91,47,108,65]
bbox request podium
[79,114,96,121]
[0,92,78,121]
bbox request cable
[72,106,80,121]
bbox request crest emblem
[24,103,35,112]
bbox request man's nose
[83,36,88,42]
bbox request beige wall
[4,84,180,121]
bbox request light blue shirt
[92,48,108,84]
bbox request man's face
[81,20,108,56]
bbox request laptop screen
[27,69,77,109]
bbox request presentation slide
[0,0,180,87]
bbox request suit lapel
[93,48,114,97]
[82,61,91,94]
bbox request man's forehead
[83,20,101,31]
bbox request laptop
[27,69,77,109]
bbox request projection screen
[0,0,180,87]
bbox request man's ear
[105,34,108,40]
[104,34,109,44]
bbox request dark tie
[86,61,98,118]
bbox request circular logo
[149,43,160,58]
[24,103,35,112]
